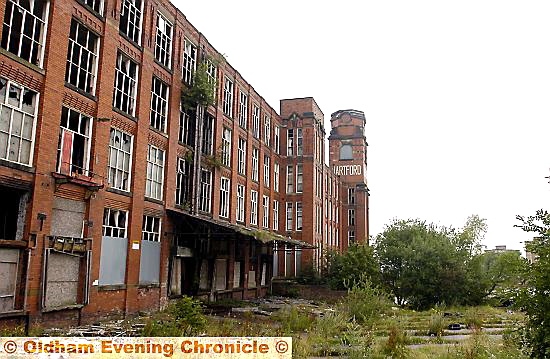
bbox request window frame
[113,51,139,117]
[65,19,100,95]
[154,11,173,68]
[119,0,143,45]
[142,215,161,242]
[219,177,230,219]
[223,77,234,117]
[108,127,133,192]
[251,147,259,181]
[250,190,258,226]
[236,184,245,222]
[221,127,232,167]
[237,137,246,175]
[145,144,165,201]
[150,77,169,133]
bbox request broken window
[56,107,92,176]
[348,209,355,226]
[263,155,270,187]
[236,184,245,222]
[348,187,355,204]
[178,104,195,147]
[238,92,247,128]
[119,0,142,45]
[140,215,161,285]
[145,145,164,200]
[219,177,230,219]
[0,77,38,166]
[251,147,258,181]
[113,51,139,117]
[182,39,196,84]
[205,58,216,87]
[198,168,211,213]
[237,137,246,175]
[296,164,303,193]
[286,165,293,193]
[287,128,293,156]
[252,105,260,139]
[150,77,169,133]
[297,128,303,156]
[262,195,269,229]
[99,208,128,286]
[175,157,191,207]
[65,19,99,95]
[286,202,293,231]
[201,114,213,155]
[264,116,270,146]
[78,0,103,15]
[108,128,133,191]
[1,0,49,67]
[221,127,231,167]
[155,12,172,68]
[222,77,233,117]
[142,215,161,242]
[274,162,279,192]
[296,202,303,231]
[274,126,280,154]
[0,186,27,241]
[273,200,279,230]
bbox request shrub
[273,307,314,334]
[381,324,409,359]
[338,276,392,326]
[170,296,207,335]
[428,313,445,337]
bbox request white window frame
[81,0,104,15]
[250,190,258,226]
[1,0,50,67]
[349,209,355,226]
[296,202,303,231]
[0,77,39,166]
[56,107,93,176]
[297,128,303,156]
[150,77,169,133]
[274,126,280,154]
[179,104,195,147]
[175,157,191,206]
[273,200,279,230]
[155,11,172,68]
[219,177,230,219]
[145,145,165,200]
[296,164,303,193]
[236,184,245,222]
[263,155,270,188]
[274,162,279,192]
[119,0,143,45]
[182,38,197,84]
[287,128,293,156]
[66,19,100,95]
[113,51,139,117]
[262,195,269,228]
[221,127,232,167]
[264,115,271,146]
[251,147,259,181]
[286,202,293,231]
[142,215,161,242]
[103,208,128,238]
[348,230,355,243]
[286,165,293,193]
[348,187,355,204]
[237,137,246,175]
[223,77,234,117]
[252,105,260,139]
[199,168,212,213]
[108,128,133,191]
[239,91,248,128]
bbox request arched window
[339,144,353,160]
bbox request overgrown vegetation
[142,296,206,336]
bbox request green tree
[515,209,550,358]
[325,244,380,290]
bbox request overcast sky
[173,0,550,251]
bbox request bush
[381,324,409,359]
[273,306,314,334]
[325,244,380,290]
[170,296,207,335]
[338,277,392,326]
[428,312,445,336]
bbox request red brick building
[0,0,368,328]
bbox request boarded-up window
[214,259,227,291]
[51,197,85,238]
[170,257,182,296]
[199,260,208,290]
[285,245,293,277]
[99,208,128,286]
[261,262,267,286]
[0,248,18,312]
[248,270,256,289]
[44,251,80,308]
[233,261,241,288]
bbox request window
[348,187,355,204]
[201,114,213,155]
[221,127,232,167]
[142,215,161,242]
[176,157,191,206]
[145,145,165,200]
[296,164,303,193]
[205,59,217,87]
[199,169,212,213]
[287,129,293,155]
[297,128,303,156]
[237,138,246,175]
[155,12,172,68]
[239,92,248,128]
[274,163,279,192]
[348,230,355,243]
[263,155,270,187]
[274,126,280,154]
[286,202,293,231]
[264,116,270,146]
[182,39,196,84]
[113,52,139,116]
[262,195,269,228]
[80,0,103,15]
[296,202,303,231]
[348,209,355,226]
[250,190,258,226]
[65,20,99,95]
[56,107,92,176]
[108,128,133,191]
[223,78,233,117]
[251,147,259,181]
[0,78,38,166]
[179,104,195,147]
[103,208,127,238]
[252,105,260,138]
[340,144,353,160]
[2,0,49,67]
[273,200,279,230]
[150,77,169,133]
[286,165,293,193]
[119,0,143,44]
[219,177,230,219]
[236,184,245,222]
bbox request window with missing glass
[108,128,133,191]
[155,12,172,68]
[65,20,99,95]
[113,52,139,116]
[142,215,161,242]
[103,208,127,238]
[145,145,165,200]
[150,77,169,133]
[119,0,142,45]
